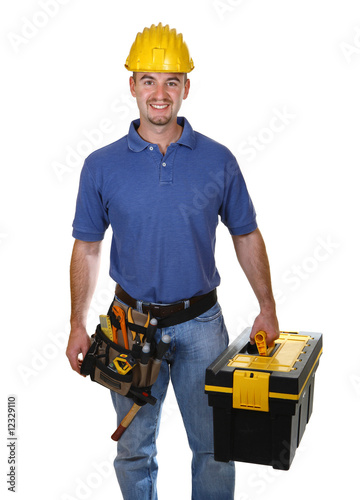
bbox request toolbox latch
[233,371,270,412]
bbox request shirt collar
[127,116,196,152]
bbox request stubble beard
[147,101,173,126]
[147,115,172,126]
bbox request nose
[153,83,168,101]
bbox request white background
[1,0,359,498]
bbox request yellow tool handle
[100,315,114,341]
[255,331,268,356]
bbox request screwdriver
[147,334,171,387]
[140,318,158,365]
[154,334,171,362]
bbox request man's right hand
[66,326,92,375]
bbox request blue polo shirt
[72,117,257,303]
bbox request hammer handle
[111,403,142,441]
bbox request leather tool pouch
[81,325,133,396]
[81,299,158,405]
[80,290,218,404]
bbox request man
[66,23,279,500]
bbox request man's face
[129,72,190,127]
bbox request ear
[129,76,136,97]
[183,78,190,100]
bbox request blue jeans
[111,301,235,500]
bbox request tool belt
[115,285,217,326]
[80,288,217,406]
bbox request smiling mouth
[150,103,170,109]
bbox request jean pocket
[194,302,222,322]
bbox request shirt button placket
[160,154,174,184]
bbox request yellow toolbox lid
[227,333,311,372]
[205,330,323,412]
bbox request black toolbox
[205,329,323,470]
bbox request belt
[115,284,216,319]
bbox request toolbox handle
[255,331,274,356]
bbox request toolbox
[205,329,323,470]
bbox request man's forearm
[232,228,279,343]
[232,228,275,311]
[70,239,102,328]
[70,240,101,328]
[66,239,102,373]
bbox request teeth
[151,104,168,109]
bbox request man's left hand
[249,308,280,347]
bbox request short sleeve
[219,156,257,235]
[72,160,110,241]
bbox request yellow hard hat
[125,23,194,73]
